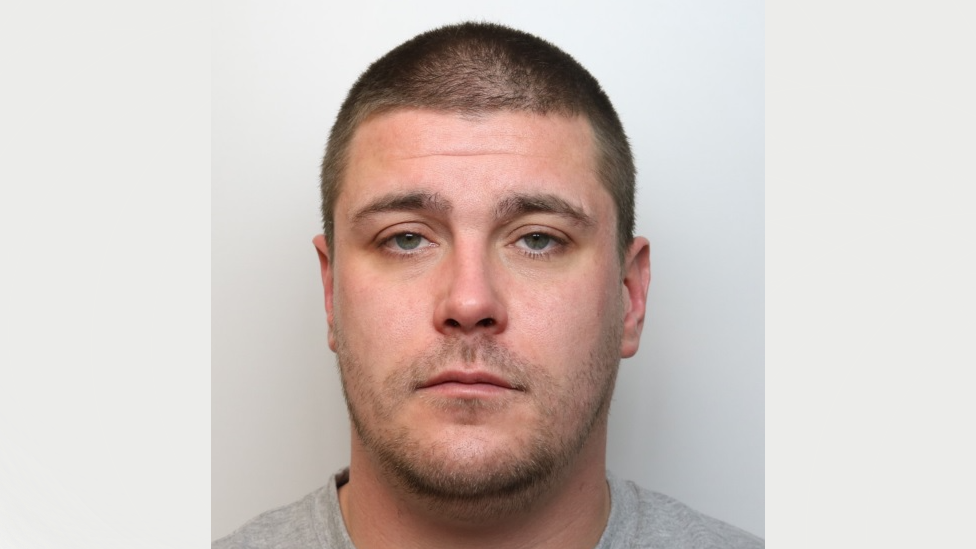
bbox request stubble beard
[333,317,623,522]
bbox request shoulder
[212,484,338,549]
[603,476,764,549]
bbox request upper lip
[418,370,517,390]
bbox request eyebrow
[351,191,452,223]
[350,189,595,227]
[494,193,596,227]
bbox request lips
[418,370,518,391]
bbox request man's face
[315,109,649,505]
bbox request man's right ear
[312,235,337,352]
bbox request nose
[434,245,507,335]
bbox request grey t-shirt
[213,469,763,548]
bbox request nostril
[444,318,496,329]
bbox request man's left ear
[620,237,651,358]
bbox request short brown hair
[320,22,635,261]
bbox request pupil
[525,233,550,250]
[395,233,421,250]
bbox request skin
[313,109,651,549]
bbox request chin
[373,423,567,501]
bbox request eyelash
[377,230,567,260]
[512,231,566,260]
[379,231,435,257]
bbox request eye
[393,233,425,250]
[520,232,553,251]
[513,231,564,257]
[382,232,433,254]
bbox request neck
[338,426,612,549]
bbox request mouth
[416,370,521,397]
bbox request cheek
[510,273,616,363]
[334,269,429,355]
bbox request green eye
[393,233,424,250]
[522,233,551,250]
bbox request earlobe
[620,237,651,358]
[312,235,338,352]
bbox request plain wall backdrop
[213,0,764,541]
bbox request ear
[620,237,651,358]
[312,234,338,352]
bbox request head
[320,21,636,264]
[314,22,650,518]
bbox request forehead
[337,109,609,219]
[349,109,596,161]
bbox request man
[215,22,762,549]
